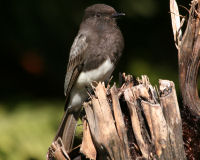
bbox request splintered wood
[80,74,186,160]
[83,83,129,160]
[170,0,200,117]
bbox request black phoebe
[54,4,124,152]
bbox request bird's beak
[111,12,125,18]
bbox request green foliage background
[1,0,190,159]
[0,100,62,160]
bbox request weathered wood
[159,80,186,160]
[48,75,186,160]
[84,75,185,159]
[170,0,200,117]
[47,137,71,160]
[124,87,149,158]
[110,85,131,160]
[123,75,186,160]
[80,119,96,160]
[170,0,182,48]
[83,83,126,160]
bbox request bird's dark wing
[64,33,88,110]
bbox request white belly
[68,58,114,111]
[76,58,114,87]
[77,58,114,87]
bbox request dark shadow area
[1,0,191,100]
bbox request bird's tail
[54,110,79,152]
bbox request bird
[54,3,125,152]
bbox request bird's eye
[96,13,101,17]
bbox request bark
[47,74,186,160]
[80,74,186,160]
[170,0,200,117]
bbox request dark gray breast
[81,24,124,72]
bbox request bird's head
[83,4,125,23]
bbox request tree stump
[47,74,186,160]
[170,0,200,117]
[80,74,186,160]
